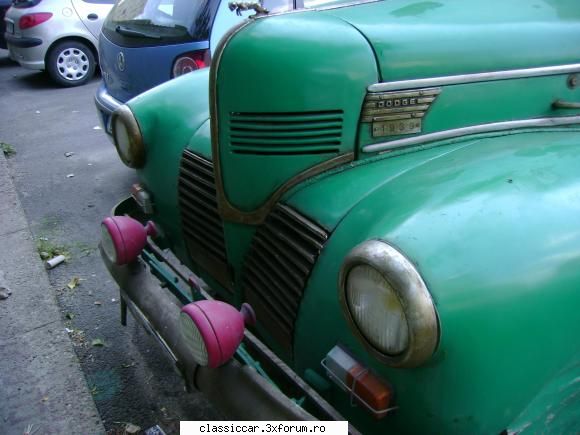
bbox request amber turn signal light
[322,345,395,419]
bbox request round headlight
[112,105,145,168]
[179,301,255,368]
[339,240,439,367]
[100,216,157,265]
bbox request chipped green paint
[111,0,580,432]
[506,350,580,434]
[389,2,443,17]
[287,129,580,433]
[213,0,580,214]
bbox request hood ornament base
[228,2,269,16]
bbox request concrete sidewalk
[0,153,105,435]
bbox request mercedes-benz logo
[117,52,125,72]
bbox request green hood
[210,0,580,224]
[325,0,580,82]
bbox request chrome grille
[178,150,231,290]
[229,111,343,155]
[242,204,328,352]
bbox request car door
[70,0,115,39]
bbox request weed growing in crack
[36,237,71,261]
[0,142,15,158]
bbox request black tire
[46,40,96,87]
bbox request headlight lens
[100,223,117,264]
[180,311,209,366]
[112,105,145,168]
[346,265,409,355]
[340,240,439,368]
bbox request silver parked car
[4,0,114,86]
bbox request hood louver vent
[229,111,343,156]
[242,204,329,353]
[178,150,232,290]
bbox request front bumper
[94,81,123,141]
[102,197,356,427]
[103,249,315,421]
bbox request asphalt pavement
[0,49,219,434]
[0,135,105,434]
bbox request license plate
[6,22,14,34]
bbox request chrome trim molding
[253,0,381,18]
[308,0,381,12]
[111,105,145,168]
[553,99,580,110]
[339,240,439,368]
[368,63,580,92]
[361,87,441,137]
[363,115,580,153]
[94,84,122,114]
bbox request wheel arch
[44,36,99,67]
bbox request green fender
[286,128,580,434]
[127,68,211,260]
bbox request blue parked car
[0,0,13,49]
[95,0,294,140]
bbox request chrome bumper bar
[94,81,122,115]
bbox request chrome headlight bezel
[111,105,145,168]
[339,240,440,368]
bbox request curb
[0,152,105,435]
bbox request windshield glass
[103,0,216,47]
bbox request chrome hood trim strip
[362,115,580,153]
[368,63,580,92]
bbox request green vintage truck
[100,0,580,433]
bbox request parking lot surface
[0,49,219,434]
